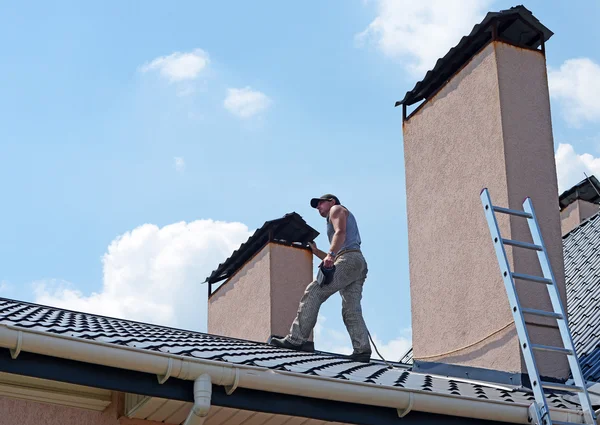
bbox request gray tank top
[327,206,361,252]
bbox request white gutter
[0,325,585,425]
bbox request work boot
[349,352,371,363]
[268,336,313,352]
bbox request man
[269,194,372,363]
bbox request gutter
[0,325,585,425]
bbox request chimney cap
[395,5,553,109]
[559,175,600,210]
[205,212,319,284]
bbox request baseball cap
[310,194,340,208]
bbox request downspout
[0,325,585,425]
[183,374,212,425]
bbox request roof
[396,5,553,109]
[559,175,600,210]
[205,212,319,285]
[564,212,600,381]
[0,297,583,413]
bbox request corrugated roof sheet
[396,5,553,109]
[564,212,600,381]
[0,298,581,410]
[205,212,319,285]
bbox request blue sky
[1,1,599,359]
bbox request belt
[336,249,362,257]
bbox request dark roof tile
[0,297,574,409]
[565,213,600,381]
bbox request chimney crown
[396,5,553,115]
[205,212,319,290]
[559,175,600,211]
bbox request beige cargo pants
[285,250,371,354]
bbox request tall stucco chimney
[205,213,318,345]
[398,6,568,383]
[559,176,600,235]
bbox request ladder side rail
[523,198,597,424]
[481,189,550,422]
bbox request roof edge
[0,350,511,425]
[0,323,572,424]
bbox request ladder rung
[512,272,553,285]
[492,206,533,218]
[540,381,583,393]
[521,308,563,320]
[502,239,543,251]
[531,344,573,355]
[552,421,587,425]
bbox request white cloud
[548,58,600,127]
[369,332,413,362]
[224,87,271,118]
[140,49,210,82]
[34,220,251,331]
[555,143,600,193]
[356,0,492,76]
[0,281,10,294]
[314,315,412,361]
[174,157,186,173]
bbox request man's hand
[323,254,335,268]
[309,241,327,260]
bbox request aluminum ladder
[480,188,597,425]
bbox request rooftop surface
[0,297,585,412]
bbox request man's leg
[340,278,371,356]
[286,279,337,346]
[272,253,366,348]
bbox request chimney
[559,176,600,235]
[205,213,318,345]
[398,7,568,383]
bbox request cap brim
[310,198,322,208]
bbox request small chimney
[560,176,600,235]
[205,213,318,345]
[398,7,568,382]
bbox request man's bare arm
[308,242,327,260]
[328,205,347,255]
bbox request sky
[1,1,600,362]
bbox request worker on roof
[269,194,371,363]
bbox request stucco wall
[270,244,313,339]
[495,42,567,378]
[0,393,163,425]
[560,201,581,235]
[208,247,271,342]
[578,199,599,225]
[561,200,599,235]
[403,41,567,378]
[208,243,313,343]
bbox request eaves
[0,324,586,425]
